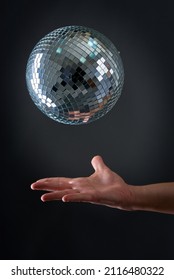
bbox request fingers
[62,193,94,203]
[31,177,73,191]
[41,190,93,203]
[91,155,108,172]
[41,189,77,202]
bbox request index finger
[31,177,73,191]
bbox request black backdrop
[2,0,174,259]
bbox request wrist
[127,184,147,211]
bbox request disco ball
[26,25,124,125]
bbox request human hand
[31,156,134,210]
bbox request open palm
[31,155,134,210]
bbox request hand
[31,155,134,210]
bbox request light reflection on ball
[26,26,124,125]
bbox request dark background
[2,0,174,259]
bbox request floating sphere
[26,26,124,125]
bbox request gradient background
[3,0,174,259]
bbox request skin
[31,155,174,215]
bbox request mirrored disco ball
[26,26,124,125]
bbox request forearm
[130,182,174,214]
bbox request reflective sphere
[26,26,124,125]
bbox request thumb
[91,155,108,172]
